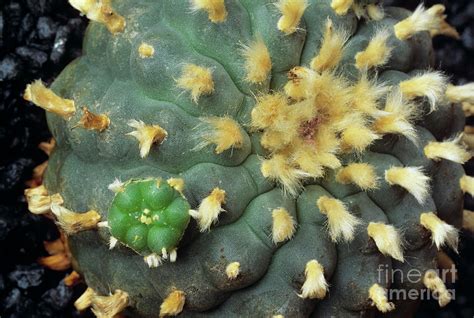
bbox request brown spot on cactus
[76,107,110,132]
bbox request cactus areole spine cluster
[23,0,474,317]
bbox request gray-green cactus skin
[43,0,465,317]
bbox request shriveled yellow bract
[369,284,395,313]
[190,0,227,23]
[24,80,76,120]
[176,64,215,103]
[275,0,309,35]
[69,0,126,34]
[25,185,64,215]
[75,288,129,318]
[127,119,168,158]
[394,4,459,40]
[423,270,452,307]
[160,290,186,317]
[50,204,101,235]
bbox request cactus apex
[420,212,459,253]
[241,37,272,84]
[127,119,168,158]
[385,166,430,204]
[275,0,309,35]
[317,196,361,243]
[189,187,226,232]
[160,289,186,317]
[423,270,452,307]
[369,283,395,313]
[355,28,393,70]
[310,18,349,72]
[299,260,328,299]
[24,80,76,120]
[272,207,296,244]
[424,135,471,164]
[367,222,405,262]
[394,4,458,41]
[225,261,241,280]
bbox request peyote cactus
[23,0,474,317]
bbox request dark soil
[0,0,472,317]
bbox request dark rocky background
[0,0,472,317]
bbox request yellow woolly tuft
[272,208,296,244]
[369,284,395,313]
[367,222,405,262]
[50,204,101,235]
[275,0,309,35]
[299,260,328,299]
[394,4,459,40]
[242,37,272,84]
[399,71,448,112]
[159,290,186,317]
[336,163,379,190]
[189,188,226,232]
[460,175,474,196]
[446,83,474,104]
[24,185,64,215]
[190,0,227,23]
[225,262,241,280]
[420,212,459,252]
[138,43,155,58]
[385,166,430,204]
[176,64,214,103]
[355,29,392,70]
[310,19,349,72]
[331,0,354,15]
[424,135,471,164]
[195,116,244,154]
[317,196,361,242]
